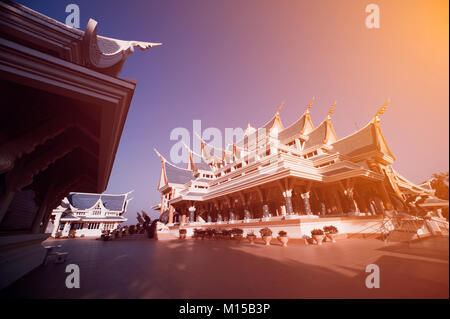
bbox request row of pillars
[164,179,395,224]
[172,191,313,224]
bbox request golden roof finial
[305,97,315,113]
[247,121,251,128]
[375,99,390,118]
[276,101,285,115]
[327,101,337,117]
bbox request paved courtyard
[1,236,448,299]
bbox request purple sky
[18,0,449,223]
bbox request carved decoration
[82,19,162,77]
[6,142,80,192]
[0,117,76,174]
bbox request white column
[62,222,71,237]
[188,206,196,224]
[51,212,62,237]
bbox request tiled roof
[278,114,306,141]
[261,113,283,131]
[262,115,277,130]
[67,193,100,210]
[304,120,328,149]
[101,195,126,211]
[165,163,194,184]
[196,160,212,171]
[331,123,377,157]
[67,193,127,211]
[191,154,212,171]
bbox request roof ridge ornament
[305,97,315,113]
[276,101,285,115]
[374,99,390,123]
[153,148,165,162]
[327,101,336,119]
[82,18,162,77]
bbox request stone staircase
[385,215,449,243]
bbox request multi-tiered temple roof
[153,100,447,224]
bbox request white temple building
[49,192,132,238]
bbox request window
[70,223,84,230]
[88,222,100,230]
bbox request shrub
[247,231,256,237]
[179,229,187,234]
[231,228,244,235]
[323,225,338,234]
[278,230,287,237]
[311,229,324,236]
[259,227,272,237]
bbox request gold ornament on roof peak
[305,97,315,113]
[375,99,390,118]
[327,101,337,117]
[276,101,285,115]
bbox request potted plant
[101,230,111,241]
[207,228,216,239]
[213,229,222,240]
[222,229,232,240]
[311,229,325,245]
[259,227,273,246]
[323,225,338,243]
[179,228,187,239]
[277,230,289,247]
[246,231,257,244]
[69,230,76,239]
[55,231,61,239]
